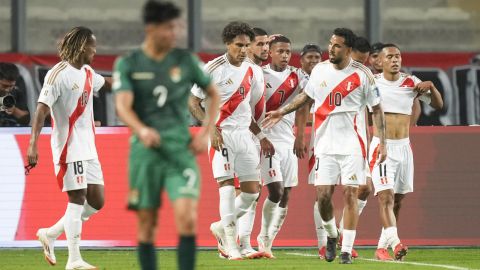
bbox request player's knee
[88,198,104,211]
[67,189,87,205]
[378,191,394,208]
[266,182,283,203]
[343,187,358,204]
[177,211,197,235]
[316,187,333,203]
[358,184,372,200]
[279,188,291,207]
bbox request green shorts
[127,138,200,210]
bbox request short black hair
[252,27,268,37]
[382,43,400,51]
[353,36,371,53]
[301,44,322,56]
[332,28,356,48]
[143,1,181,25]
[0,62,19,81]
[370,42,384,54]
[270,35,291,46]
[222,21,255,44]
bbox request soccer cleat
[65,259,98,270]
[351,248,359,258]
[36,228,56,266]
[375,248,393,261]
[318,246,326,259]
[393,243,408,261]
[325,235,338,262]
[257,235,275,259]
[240,246,264,259]
[210,222,228,259]
[339,252,353,264]
[227,247,243,261]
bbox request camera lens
[0,94,16,109]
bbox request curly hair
[58,26,94,63]
[333,28,356,48]
[222,21,255,44]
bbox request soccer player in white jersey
[263,28,387,264]
[371,44,443,261]
[234,27,270,259]
[189,21,274,260]
[27,26,108,270]
[256,35,309,258]
[296,44,328,259]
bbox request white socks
[377,227,388,249]
[357,199,367,215]
[64,203,83,263]
[46,201,99,239]
[314,202,327,248]
[259,198,278,238]
[339,199,367,234]
[384,226,401,250]
[81,202,99,222]
[238,201,257,248]
[341,229,356,254]
[269,206,287,240]
[219,186,236,228]
[322,217,338,238]
[235,192,258,219]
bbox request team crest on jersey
[169,66,182,83]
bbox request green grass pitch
[0,248,479,270]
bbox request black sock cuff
[179,235,196,243]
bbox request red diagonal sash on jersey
[400,77,415,88]
[56,68,93,189]
[314,72,361,132]
[216,67,253,127]
[308,148,315,172]
[265,72,299,112]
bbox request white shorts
[209,127,260,182]
[313,154,366,186]
[260,144,298,187]
[55,159,104,192]
[369,137,414,195]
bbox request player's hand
[4,105,15,115]
[211,128,224,151]
[260,138,275,157]
[414,81,433,95]
[262,110,283,129]
[137,127,161,148]
[189,127,209,155]
[27,144,38,167]
[293,136,307,159]
[268,34,282,42]
[377,143,387,164]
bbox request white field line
[286,252,477,270]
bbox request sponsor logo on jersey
[72,83,79,91]
[169,66,182,83]
[349,174,358,181]
[319,80,327,87]
[132,72,155,80]
[266,82,272,89]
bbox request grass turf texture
[0,248,479,270]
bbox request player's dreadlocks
[58,26,93,64]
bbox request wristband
[256,131,266,141]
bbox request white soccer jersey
[374,73,431,115]
[304,59,380,157]
[38,62,105,164]
[263,65,309,144]
[191,54,264,129]
[246,57,265,122]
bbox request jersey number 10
[328,92,342,106]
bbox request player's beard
[329,56,342,64]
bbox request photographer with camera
[0,62,30,126]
